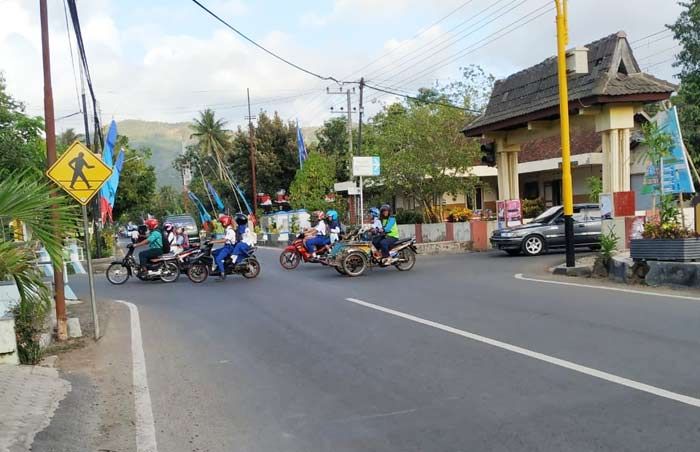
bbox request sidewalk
[0,364,70,452]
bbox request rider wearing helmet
[375,204,399,263]
[304,210,329,258]
[163,222,176,248]
[326,209,341,243]
[133,218,163,267]
[369,207,382,231]
[211,214,236,281]
[230,213,256,266]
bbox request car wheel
[522,235,545,256]
[505,249,521,256]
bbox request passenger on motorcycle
[369,207,382,231]
[210,215,236,281]
[230,213,255,265]
[326,209,341,243]
[304,211,330,259]
[132,218,163,267]
[373,204,399,264]
[164,222,176,250]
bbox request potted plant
[630,123,699,262]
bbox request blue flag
[207,181,225,211]
[106,149,125,206]
[99,120,118,200]
[296,122,307,168]
[188,191,212,224]
[234,182,253,215]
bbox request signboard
[600,193,613,219]
[642,107,695,195]
[505,199,522,224]
[46,141,113,205]
[352,156,380,177]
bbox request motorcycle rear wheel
[279,250,301,269]
[341,251,367,277]
[242,258,261,279]
[394,248,416,271]
[106,263,130,285]
[187,263,208,283]
[159,262,180,283]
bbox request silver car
[490,204,602,256]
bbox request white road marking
[344,297,700,409]
[115,300,159,452]
[514,273,700,301]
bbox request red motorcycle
[279,233,331,270]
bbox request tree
[0,74,45,177]
[289,152,340,213]
[0,172,77,363]
[191,109,230,179]
[152,186,185,219]
[112,136,157,222]
[56,128,83,154]
[316,117,351,181]
[669,2,700,165]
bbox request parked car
[490,203,602,256]
[164,214,200,245]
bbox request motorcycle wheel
[394,248,416,271]
[242,258,261,279]
[279,250,301,270]
[159,262,180,283]
[334,266,346,275]
[106,263,130,285]
[187,263,208,283]
[341,251,367,277]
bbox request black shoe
[216,273,226,282]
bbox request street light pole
[555,0,576,268]
[40,0,68,340]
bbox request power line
[190,0,351,84]
[62,0,81,114]
[632,32,674,50]
[630,28,671,44]
[637,45,681,62]
[364,83,480,112]
[645,56,677,71]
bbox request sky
[0,0,684,133]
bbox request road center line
[514,273,700,301]
[115,300,159,452]
[344,297,700,409]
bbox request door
[548,206,584,247]
[579,207,602,245]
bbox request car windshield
[533,206,562,223]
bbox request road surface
[70,248,700,451]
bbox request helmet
[380,204,392,215]
[164,222,174,232]
[220,215,232,227]
[326,210,338,221]
[234,213,248,226]
[312,210,325,220]
[369,207,380,218]
[144,218,159,230]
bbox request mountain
[117,119,322,187]
[117,120,191,188]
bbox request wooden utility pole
[358,77,365,155]
[40,0,67,340]
[246,88,257,216]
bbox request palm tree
[190,109,230,179]
[0,171,77,363]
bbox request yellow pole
[555,0,575,267]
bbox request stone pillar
[495,138,520,200]
[596,105,635,193]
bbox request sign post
[352,156,380,225]
[46,141,113,340]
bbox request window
[523,181,539,200]
[585,208,601,221]
[467,187,483,210]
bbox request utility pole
[246,88,257,217]
[79,71,102,259]
[554,0,575,268]
[40,0,67,341]
[358,77,365,155]
[327,85,356,156]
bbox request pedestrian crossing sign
[46,141,113,205]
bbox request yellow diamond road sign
[46,141,113,205]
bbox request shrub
[521,198,545,218]
[446,207,473,222]
[599,225,619,262]
[11,294,50,364]
[396,209,424,224]
[90,227,115,259]
[585,176,603,203]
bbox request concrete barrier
[416,241,471,255]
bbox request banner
[207,181,225,211]
[296,122,307,168]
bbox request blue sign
[657,107,694,194]
[371,156,380,176]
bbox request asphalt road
[70,248,700,452]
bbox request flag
[101,147,125,223]
[207,181,225,211]
[99,120,118,223]
[188,191,212,224]
[296,121,307,168]
[234,182,253,215]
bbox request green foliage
[521,198,545,218]
[151,186,185,219]
[396,209,424,225]
[112,136,157,222]
[446,207,473,222]
[11,290,49,364]
[56,128,82,154]
[289,152,340,213]
[190,109,230,179]
[90,226,115,259]
[669,2,700,167]
[642,194,695,239]
[599,225,619,261]
[316,117,351,181]
[0,74,46,177]
[639,122,674,173]
[585,176,603,203]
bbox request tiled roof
[463,31,676,135]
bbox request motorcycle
[330,231,418,277]
[279,232,331,269]
[105,244,180,284]
[186,241,261,283]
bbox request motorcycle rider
[132,218,163,268]
[164,222,176,249]
[375,204,399,264]
[304,210,329,259]
[230,213,255,266]
[326,209,341,243]
[211,214,236,281]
